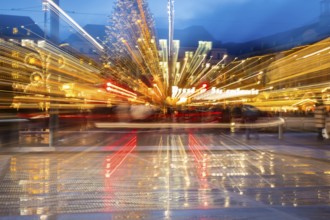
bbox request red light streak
[103,132,137,178]
[188,133,209,189]
[103,132,137,211]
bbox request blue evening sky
[0,0,320,43]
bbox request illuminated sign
[195,88,259,100]
[172,86,259,101]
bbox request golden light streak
[2,1,330,111]
[45,0,104,51]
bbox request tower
[168,0,174,57]
[42,0,60,43]
[167,0,175,97]
[50,0,60,43]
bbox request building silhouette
[0,14,44,41]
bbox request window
[12,27,18,35]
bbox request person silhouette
[0,83,19,147]
[314,100,326,140]
[242,105,260,140]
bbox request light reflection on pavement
[0,131,330,219]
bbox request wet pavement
[0,127,330,219]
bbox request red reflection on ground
[103,132,137,211]
[188,133,209,190]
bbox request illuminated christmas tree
[102,0,165,102]
[102,0,215,106]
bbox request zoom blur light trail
[103,132,137,178]
[41,0,330,108]
[105,82,137,100]
[3,0,330,110]
[187,133,210,190]
[44,0,104,52]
